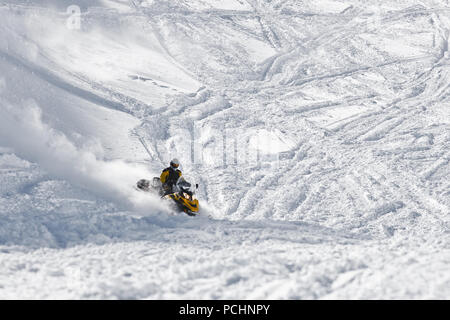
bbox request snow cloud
[0,99,165,214]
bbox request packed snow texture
[0,0,449,299]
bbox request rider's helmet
[170,158,180,169]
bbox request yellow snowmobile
[136,177,200,216]
[165,180,199,216]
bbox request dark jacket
[160,167,182,188]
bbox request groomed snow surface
[0,0,449,299]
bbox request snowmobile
[136,177,200,216]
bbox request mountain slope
[0,0,449,299]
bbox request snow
[0,0,449,299]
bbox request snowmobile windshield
[177,179,194,194]
[178,180,191,190]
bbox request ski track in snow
[0,0,449,299]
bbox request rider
[160,158,182,195]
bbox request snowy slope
[0,0,449,299]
